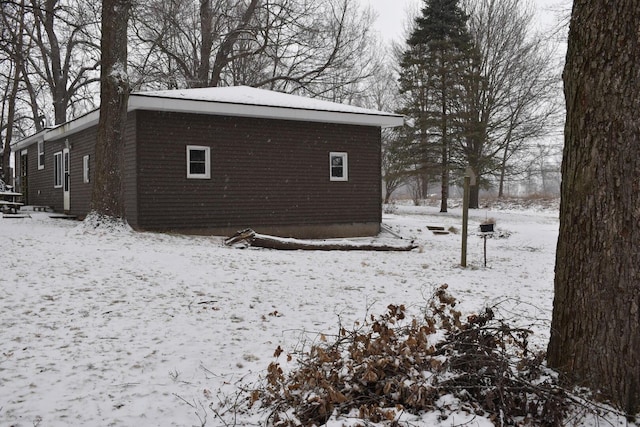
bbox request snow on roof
[12,86,404,151]
[129,86,404,129]
[134,86,394,116]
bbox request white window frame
[38,141,45,170]
[54,151,63,188]
[186,145,211,179]
[83,155,90,183]
[329,152,348,181]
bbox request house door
[63,148,70,211]
[20,150,28,204]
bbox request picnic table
[0,190,23,214]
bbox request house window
[186,145,211,179]
[83,155,90,183]
[38,141,45,170]
[54,152,63,188]
[329,152,348,181]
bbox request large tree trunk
[547,0,640,415]
[91,0,131,218]
[469,184,479,209]
[195,0,213,88]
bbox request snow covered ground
[0,201,631,426]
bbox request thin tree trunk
[440,69,448,213]
[547,0,640,414]
[497,140,510,198]
[2,0,26,183]
[91,0,131,219]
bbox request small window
[38,141,45,170]
[83,155,90,183]
[187,145,211,179]
[329,152,348,181]
[54,152,62,188]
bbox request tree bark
[209,0,260,87]
[547,0,640,414]
[91,0,131,219]
[469,184,479,209]
[1,0,26,183]
[195,0,213,88]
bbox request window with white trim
[54,152,63,187]
[329,152,348,181]
[186,145,211,179]
[38,141,45,170]
[83,155,90,183]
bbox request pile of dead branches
[254,285,568,426]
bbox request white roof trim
[128,94,404,128]
[12,86,404,152]
[11,110,100,152]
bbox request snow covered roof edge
[12,86,404,151]
[133,86,396,116]
[129,86,404,128]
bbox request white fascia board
[11,131,46,152]
[128,95,404,128]
[44,110,100,141]
[11,110,100,152]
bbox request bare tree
[548,0,640,414]
[459,0,562,206]
[0,0,29,181]
[91,0,130,219]
[27,0,100,125]
[130,0,378,100]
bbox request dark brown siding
[17,140,63,209]
[17,115,137,217]
[134,111,382,237]
[67,127,95,216]
[123,111,139,227]
[42,127,97,215]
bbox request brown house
[11,86,403,238]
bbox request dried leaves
[255,285,567,426]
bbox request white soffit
[130,86,404,128]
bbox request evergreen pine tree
[398,0,477,212]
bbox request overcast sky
[362,0,571,45]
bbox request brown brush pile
[255,285,568,426]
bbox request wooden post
[461,175,470,267]
[483,235,487,267]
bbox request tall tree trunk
[469,184,479,209]
[3,67,22,184]
[40,0,67,125]
[196,0,213,88]
[91,0,131,219]
[440,71,448,213]
[547,0,640,414]
[209,0,259,87]
[497,149,508,198]
[2,0,26,183]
